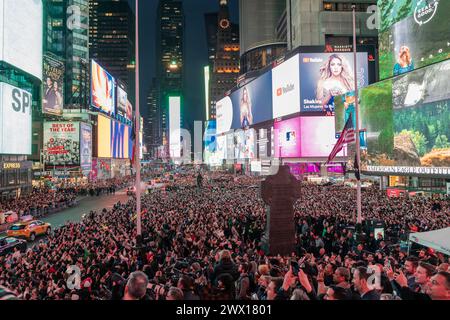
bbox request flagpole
[135,0,142,239]
[352,6,362,225]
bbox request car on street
[6,220,52,242]
[0,237,27,256]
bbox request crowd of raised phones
[0,170,449,300]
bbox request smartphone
[291,260,300,274]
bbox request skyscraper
[44,0,90,109]
[156,0,184,152]
[206,0,240,120]
[89,0,136,104]
[239,0,286,74]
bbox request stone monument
[261,165,301,256]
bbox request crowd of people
[0,170,449,300]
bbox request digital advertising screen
[393,60,450,168]
[226,132,235,161]
[43,122,80,166]
[216,96,233,134]
[300,116,343,158]
[204,120,216,164]
[169,96,181,158]
[111,120,129,159]
[42,55,64,116]
[216,134,227,161]
[231,71,273,129]
[299,52,369,114]
[116,86,128,118]
[273,117,301,158]
[91,60,116,115]
[378,0,450,80]
[97,114,111,158]
[80,123,92,174]
[0,82,32,155]
[272,54,300,118]
[126,100,133,121]
[234,130,246,160]
[0,0,43,80]
[335,79,394,170]
[244,129,256,159]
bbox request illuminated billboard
[42,55,64,115]
[0,82,32,155]
[43,122,80,166]
[111,120,129,159]
[80,123,92,174]
[272,54,300,118]
[116,86,128,119]
[299,52,369,114]
[91,60,116,115]
[378,0,450,80]
[126,100,133,121]
[97,114,111,158]
[273,117,301,158]
[0,0,43,80]
[216,71,272,134]
[169,96,181,158]
[300,116,343,158]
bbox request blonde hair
[398,46,412,67]
[318,54,354,91]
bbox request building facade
[89,0,135,104]
[206,0,240,120]
[239,0,287,75]
[286,0,378,50]
[155,0,184,154]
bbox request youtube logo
[277,88,282,96]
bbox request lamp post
[135,0,142,240]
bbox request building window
[323,2,333,11]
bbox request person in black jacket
[210,250,239,285]
[352,266,381,300]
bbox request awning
[409,228,450,256]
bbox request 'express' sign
[3,162,21,169]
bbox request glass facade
[239,44,287,75]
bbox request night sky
[129,0,239,132]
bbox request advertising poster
[244,129,256,159]
[97,114,111,158]
[230,71,272,128]
[117,86,128,118]
[80,123,92,174]
[111,120,127,159]
[126,100,133,121]
[335,79,394,170]
[91,60,116,115]
[0,0,43,80]
[300,116,343,158]
[0,82,32,155]
[42,55,64,116]
[272,54,300,118]
[216,135,226,161]
[234,130,246,160]
[44,122,80,166]
[204,120,216,164]
[216,96,233,134]
[299,52,369,114]
[379,0,450,80]
[273,117,301,158]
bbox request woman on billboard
[316,54,354,114]
[240,87,253,128]
[393,46,414,76]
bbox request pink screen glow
[300,116,344,158]
[273,117,301,158]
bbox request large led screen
[91,60,116,115]
[42,55,64,115]
[111,120,129,159]
[97,114,111,158]
[43,122,80,166]
[0,82,32,155]
[300,116,343,158]
[169,96,181,158]
[378,0,450,80]
[299,52,369,114]
[273,117,301,158]
[80,123,92,174]
[116,86,128,119]
[335,80,394,170]
[0,0,43,80]
[216,134,227,161]
[272,54,300,118]
[216,72,272,134]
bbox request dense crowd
[0,171,449,300]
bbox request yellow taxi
[7,220,52,242]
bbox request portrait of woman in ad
[316,54,354,113]
[240,86,253,128]
[393,45,414,76]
